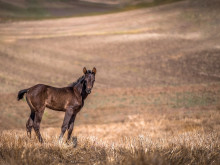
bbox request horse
[17,67,96,144]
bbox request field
[0,0,220,164]
[0,0,119,21]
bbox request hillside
[0,0,117,21]
[0,0,220,164]
[0,0,187,21]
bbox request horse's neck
[74,80,88,100]
[81,87,88,100]
[74,81,83,95]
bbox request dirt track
[0,0,220,130]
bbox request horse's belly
[46,104,65,111]
[45,97,66,111]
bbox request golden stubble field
[0,0,220,164]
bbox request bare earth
[0,0,220,164]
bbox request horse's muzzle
[86,89,91,94]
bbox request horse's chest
[65,97,83,109]
[75,99,84,113]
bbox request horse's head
[83,67,96,94]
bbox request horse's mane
[68,75,85,87]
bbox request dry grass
[0,119,219,165]
[1,89,220,164]
[1,85,219,164]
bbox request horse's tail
[17,88,28,101]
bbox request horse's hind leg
[33,108,45,143]
[26,111,35,138]
[26,96,35,138]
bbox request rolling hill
[0,0,220,164]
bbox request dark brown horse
[17,67,96,143]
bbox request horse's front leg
[67,114,76,140]
[59,108,74,143]
[66,114,77,146]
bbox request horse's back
[26,84,77,111]
[27,84,48,96]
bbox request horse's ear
[92,67,97,75]
[83,67,87,74]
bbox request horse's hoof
[27,132,31,139]
[58,138,63,144]
[65,140,71,145]
[72,136,77,148]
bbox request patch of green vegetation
[43,111,48,119]
[26,0,49,17]
[0,0,185,22]
[0,1,24,13]
[170,92,219,108]
[86,89,219,111]
[72,0,186,18]
[119,0,185,11]
[0,0,50,21]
